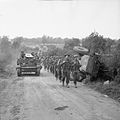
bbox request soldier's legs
[55,69,58,80]
[74,75,77,85]
[52,66,54,74]
[74,80,77,88]
[66,71,70,88]
[51,66,54,74]
[50,66,52,73]
[62,77,65,86]
[73,71,79,88]
[47,66,49,72]
[62,71,66,86]
[44,65,46,70]
[66,78,69,87]
[59,70,62,81]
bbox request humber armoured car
[16,53,42,76]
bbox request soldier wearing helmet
[20,51,25,59]
[61,54,72,88]
[71,54,81,88]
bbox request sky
[0,0,120,39]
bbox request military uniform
[72,58,81,88]
[61,56,71,87]
[57,59,62,81]
[54,59,59,80]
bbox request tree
[0,36,11,53]
[105,38,115,54]
[112,42,120,68]
[12,37,23,49]
[41,35,48,44]
[0,36,13,71]
[82,32,106,54]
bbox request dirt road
[1,69,120,120]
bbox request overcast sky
[0,0,119,39]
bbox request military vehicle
[16,53,42,76]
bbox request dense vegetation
[81,32,120,102]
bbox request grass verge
[86,81,120,103]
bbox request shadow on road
[54,106,69,111]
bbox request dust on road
[1,69,120,120]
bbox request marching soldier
[57,57,63,82]
[61,55,72,88]
[72,55,81,88]
[54,57,59,80]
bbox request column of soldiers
[43,54,82,88]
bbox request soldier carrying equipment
[71,56,81,88]
[61,55,72,88]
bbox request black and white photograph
[0,0,120,120]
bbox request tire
[17,69,21,76]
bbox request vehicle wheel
[17,69,21,76]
